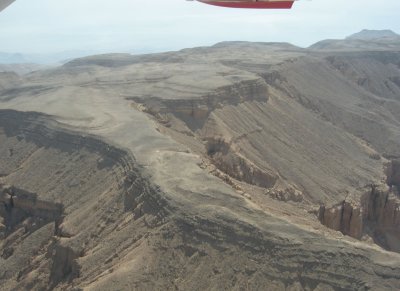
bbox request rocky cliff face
[0,184,63,238]
[206,137,278,188]
[319,184,400,252]
[1,34,400,290]
[129,77,268,131]
[0,100,398,290]
[325,52,400,101]
[0,110,169,290]
[387,159,400,188]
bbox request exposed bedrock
[129,78,281,190]
[0,108,398,289]
[134,65,386,203]
[49,244,80,287]
[206,138,278,188]
[2,41,400,289]
[0,110,132,171]
[318,199,364,240]
[130,78,268,131]
[0,184,63,237]
[258,54,400,157]
[0,109,170,290]
[319,184,400,252]
[325,52,400,100]
[387,159,400,188]
[166,214,399,291]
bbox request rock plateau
[0,30,400,290]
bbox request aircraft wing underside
[0,0,296,13]
[0,0,15,12]
[197,0,295,9]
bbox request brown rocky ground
[0,30,400,290]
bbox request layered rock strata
[319,184,400,252]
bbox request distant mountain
[310,29,400,51]
[0,63,50,75]
[0,50,102,65]
[347,29,400,40]
[0,52,27,64]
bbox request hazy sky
[0,0,399,54]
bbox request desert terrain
[0,29,400,290]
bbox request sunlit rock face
[319,185,400,252]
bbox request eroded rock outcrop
[0,184,63,236]
[318,200,364,239]
[387,159,400,188]
[206,138,278,188]
[49,244,80,287]
[129,78,269,131]
[0,110,173,290]
[319,184,400,252]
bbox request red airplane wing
[198,0,295,9]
